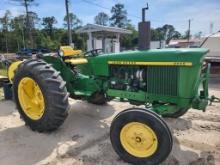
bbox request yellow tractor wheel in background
[8,61,23,83]
[110,108,173,165]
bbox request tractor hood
[80,48,209,76]
[94,48,209,65]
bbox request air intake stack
[138,4,151,50]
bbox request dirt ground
[0,76,219,165]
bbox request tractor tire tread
[13,59,69,132]
[110,108,173,165]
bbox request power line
[81,0,141,20]
[81,0,110,11]
[80,0,193,23]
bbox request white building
[201,31,220,62]
[150,41,165,49]
[76,24,132,53]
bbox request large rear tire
[110,108,172,165]
[13,59,69,132]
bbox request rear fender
[41,55,75,91]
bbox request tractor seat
[65,58,88,65]
[60,46,82,57]
[60,46,87,65]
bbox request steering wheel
[84,49,103,57]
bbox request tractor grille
[147,66,179,96]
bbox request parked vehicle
[8,46,219,165]
[17,48,50,55]
[17,48,33,56]
[37,48,50,54]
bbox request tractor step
[74,90,93,97]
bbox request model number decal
[108,61,192,66]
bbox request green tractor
[9,46,212,164]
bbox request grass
[0,69,7,77]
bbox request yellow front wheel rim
[120,122,158,158]
[18,77,45,120]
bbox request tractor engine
[108,64,180,97]
[109,65,147,92]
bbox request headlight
[59,50,64,56]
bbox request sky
[0,0,220,36]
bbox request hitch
[209,95,220,105]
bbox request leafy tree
[194,31,202,39]
[0,7,185,53]
[60,31,86,50]
[42,16,57,38]
[28,11,40,29]
[181,30,192,40]
[10,13,39,49]
[27,11,40,48]
[0,10,12,53]
[63,13,82,30]
[11,15,26,49]
[9,0,38,47]
[152,25,181,44]
[163,25,181,44]
[34,29,59,51]
[151,28,164,41]
[121,23,138,50]
[110,3,129,28]
[94,12,109,26]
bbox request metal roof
[201,32,220,62]
[76,24,132,34]
[203,31,220,38]
[201,32,220,52]
[211,32,220,38]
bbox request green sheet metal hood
[93,48,209,65]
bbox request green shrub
[0,69,7,76]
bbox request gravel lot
[0,77,219,165]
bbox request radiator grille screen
[147,66,179,96]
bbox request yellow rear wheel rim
[18,77,45,120]
[120,122,158,158]
[8,61,23,83]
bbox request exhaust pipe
[138,4,151,50]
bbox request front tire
[13,59,69,132]
[110,108,173,165]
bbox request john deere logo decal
[108,61,192,66]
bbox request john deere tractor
[9,46,212,164]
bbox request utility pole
[65,0,72,45]
[24,0,33,48]
[209,22,213,34]
[188,19,191,47]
